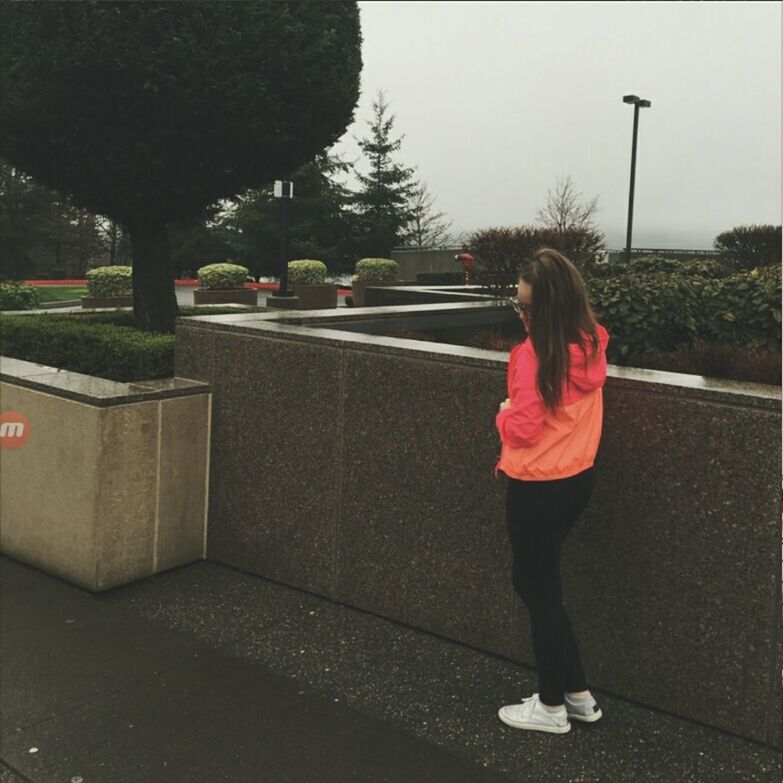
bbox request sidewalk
[1,555,779,783]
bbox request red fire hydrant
[455,252,475,285]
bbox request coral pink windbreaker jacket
[495,323,610,481]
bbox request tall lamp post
[622,94,651,263]
[273,180,294,296]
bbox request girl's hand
[499,398,511,412]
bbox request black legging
[505,466,595,706]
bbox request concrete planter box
[290,284,337,310]
[0,356,211,592]
[350,279,404,307]
[81,295,133,308]
[193,287,258,306]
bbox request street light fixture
[622,94,651,263]
[273,180,294,296]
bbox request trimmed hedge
[86,266,133,297]
[355,258,398,281]
[690,266,781,350]
[0,282,41,310]
[0,306,269,381]
[591,255,733,279]
[0,313,173,381]
[586,273,698,360]
[586,265,781,361]
[288,259,328,285]
[197,263,249,289]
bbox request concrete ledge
[0,356,211,591]
[0,356,210,407]
[364,284,492,307]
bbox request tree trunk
[109,222,117,265]
[127,217,179,333]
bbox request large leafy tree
[0,163,55,280]
[352,91,416,258]
[0,160,99,280]
[0,1,362,331]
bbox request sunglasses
[507,296,532,317]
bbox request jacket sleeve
[495,344,546,448]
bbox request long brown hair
[519,248,601,413]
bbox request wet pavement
[18,285,351,314]
[1,555,779,783]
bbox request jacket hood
[566,323,609,391]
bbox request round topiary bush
[86,266,133,297]
[288,260,328,285]
[197,263,249,290]
[355,258,398,281]
[0,282,41,310]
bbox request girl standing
[495,248,609,735]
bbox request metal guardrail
[605,248,720,257]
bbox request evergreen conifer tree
[352,91,416,258]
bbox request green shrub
[463,227,528,296]
[692,266,781,350]
[197,263,249,289]
[590,255,731,280]
[714,224,782,271]
[0,282,41,310]
[466,226,606,294]
[674,258,733,278]
[623,256,694,276]
[0,313,173,381]
[85,266,133,297]
[586,265,781,360]
[355,258,399,281]
[0,305,271,380]
[288,259,328,285]
[587,272,700,360]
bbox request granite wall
[389,247,462,280]
[174,309,781,747]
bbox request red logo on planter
[0,411,31,448]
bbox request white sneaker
[564,692,603,723]
[498,693,571,734]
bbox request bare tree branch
[404,180,453,248]
[535,175,600,233]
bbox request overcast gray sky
[331,1,781,250]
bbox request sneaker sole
[497,708,571,734]
[567,707,603,723]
